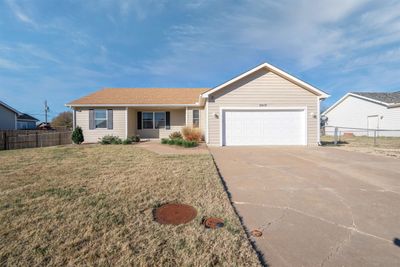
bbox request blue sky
[1,0,400,121]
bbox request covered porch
[126,107,201,139]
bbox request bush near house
[181,126,202,142]
[100,135,140,145]
[122,135,141,145]
[161,138,198,148]
[99,135,122,145]
[169,131,183,140]
[71,126,84,144]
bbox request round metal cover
[203,217,225,229]
[251,229,263,237]
[154,203,197,225]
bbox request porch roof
[67,88,209,107]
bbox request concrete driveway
[209,146,400,266]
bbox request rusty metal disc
[154,203,197,225]
[203,217,225,229]
[251,229,263,237]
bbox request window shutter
[89,109,95,130]
[107,109,113,129]
[166,111,170,130]
[137,111,142,129]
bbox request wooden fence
[0,130,72,150]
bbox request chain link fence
[321,126,400,148]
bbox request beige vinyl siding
[186,107,206,134]
[75,107,126,143]
[207,68,319,146]
[135,109,186,139]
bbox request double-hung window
[95,109,107,128]
[142,112,166,129]
[193,109,200,128]
[154,112,166,129]
[142,112,154,129]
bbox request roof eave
[65,103,203,108]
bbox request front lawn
[0,145,260,266]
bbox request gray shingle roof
[17,113,39,121]
[352,91,400,104]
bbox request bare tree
[51,111,73,129]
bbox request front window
[154,112,166,129]
[193,109,199,128]
[95,109,107,128]
[142,112,154,129]
[142,112,166,129]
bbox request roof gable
[0,101,20,114]
[201,62,330,99]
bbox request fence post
[59,132,62,145]
[374,130,377,146]
[35,132,39,147]
[3,132,7,150]
[334,127,338,145]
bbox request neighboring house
[17,113,39,130]
[66,62,329,146]
[323,92,400,136]
[0,101,19,130]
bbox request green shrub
[99,135,122,145]
[167,139,175,145]
[182,140,198,148]
[160,138,197,148]
[131,135,140,142]
[175,138,184,146]
[169,131,182,139]
[122,139,132,145]
[123,135,140,144]
[71,126,84,144]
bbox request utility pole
[44,100,50,124]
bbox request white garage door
[222,109,306,146]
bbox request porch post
[185,106,188,126]
[125,107,128,139]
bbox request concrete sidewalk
[210,146,400,266]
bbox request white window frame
[94,109,108,129]
[192,109,200,128]
[142,111,166,129]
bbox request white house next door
[222,109,306,146]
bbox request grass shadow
[394,238,400,247]
[208,151,269,267]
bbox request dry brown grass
[0,145,260,266]
[181,126,202,142]
[321,135,400,158]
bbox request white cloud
[0,57,36,70]
[5,0,37,27]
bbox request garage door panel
[223,109,306,146]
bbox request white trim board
[202,62,330,99]
[219,106,308,146]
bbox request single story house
[17,113,39,130]
[66,62,329,146]
[322,92,400,137]
[0,101,19,130]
